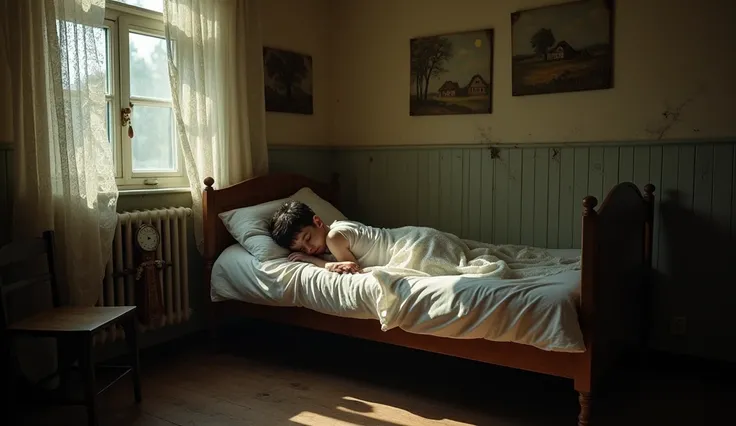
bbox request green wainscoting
[271,141,736,362]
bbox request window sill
[118,187,191,196]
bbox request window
[104,0,187,190]
[116,0,164,13]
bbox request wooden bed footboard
[575,183,655,400]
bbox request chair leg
[122,316,141,403]
[81,334,98,426]
[56,336,76,392]
[1,333,19,424]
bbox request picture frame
[263,46,314,115]
[511,0,614,96]
[410,29,494,116]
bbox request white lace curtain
[4,0,118,307]
[163,0,269,253]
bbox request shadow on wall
[657,190,736,361]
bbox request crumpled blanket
[377,229,577,277]
[328,221,581,327]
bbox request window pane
[56,21,107,92]
[129,32,171,100]
[131,105,176,172]
[106,101,112,144]
[104,27,111,95]
[115,0,163,12]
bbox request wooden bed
[201,173,656,426]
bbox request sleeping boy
[269,200,580,279]
[269,200,363,274]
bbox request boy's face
[290,216,328,255]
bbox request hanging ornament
[121,102,134,138]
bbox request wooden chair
[0,230,141,426]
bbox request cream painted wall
[329,0,736,146]
[261,0,332,146]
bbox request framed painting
[263,47,314,115]
[511,0,614,96]
[410,29,494,116]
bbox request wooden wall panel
[322,143,736,255]
[274,142,736,262]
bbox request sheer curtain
[4,0,118,307]
[163,0,269,253]
[3,0,118,383]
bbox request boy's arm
[287,231,360,273]
[325,230,359,265]
[288,252,327,267]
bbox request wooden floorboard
[7,320,736,425]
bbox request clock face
[136,224,160,252]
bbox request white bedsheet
[210,244,585,353]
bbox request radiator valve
[135,259,170,281]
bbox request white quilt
[329,222,582,326]
[332,221,581,279]
[211,243,586,353]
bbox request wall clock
[134,223,166,325]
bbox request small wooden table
[7,306,141,426]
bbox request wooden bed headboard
[201,172,340,318]
[202,172,340,262]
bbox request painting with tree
[263,47,313,115]
[511,0,613,96]
[410,29,493,116]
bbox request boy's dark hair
[270,200,316,248]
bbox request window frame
[105,1,188,191]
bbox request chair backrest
[0,230,59,330]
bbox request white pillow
[291,187,346,225]
[218,187,347,261]
[241,234,290,261]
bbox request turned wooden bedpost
[641,183,656,355]
[577,195,598,426]
[578,392,591,426]
[642,184,656,270]
[202,177,218,347]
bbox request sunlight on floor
[289,396,478,426]
[289,411,364,426]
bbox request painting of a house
[466,74,489,95]
[438,81,460,97]
[263,47,313,115]
[437,75,490,99]
[511,0,613,96]
[546,41,578,61]
[410,29,493,116]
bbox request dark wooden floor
[7,319,735,425]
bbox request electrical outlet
[671,316,687,336]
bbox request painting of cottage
[410,29,493,116]
[511,0,613,96]
[263,47,313,115]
